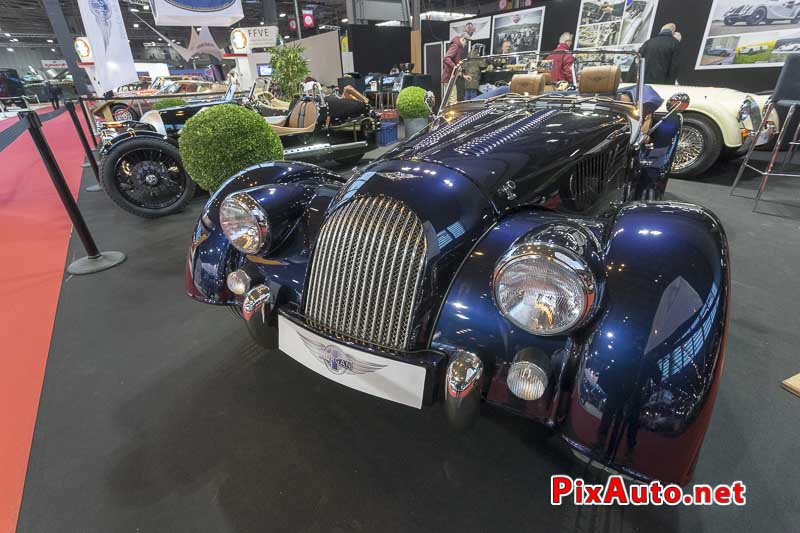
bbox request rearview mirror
[667,93,690,113]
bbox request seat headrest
[509,73,545,96]
[579,65,621,94]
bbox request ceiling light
[159,38,163,41]
[279,13,286,17]
[10,38,19,42]
[129,7,139,12]
[143,4,149,9]
[3,33,10,37]
[51,48,55,51]
[196,27,201,31]
[341,18,348,23]
[6,47,13,52]
[133,23,139,28]
[47,39,53,43]
[376,20,402,26]
[260,21,265,25]
[284,35,290,39]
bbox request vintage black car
[97,83,380,218]
[186,51,730,485]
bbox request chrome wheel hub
[672,125,705,172]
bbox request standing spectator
[638,23,681,84]
[441,32,470,105]
[463,47,483,100]
[546,32,575,84]
[501,39,518,66]
[47,82,62,110]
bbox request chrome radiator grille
[304,196,427,351]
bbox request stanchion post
[18,111,125,275]
[78,96,98,147]
[65,100,103,192]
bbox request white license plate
[278,315,427,409]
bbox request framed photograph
[450,15,492,41]
[575,0,660,50]
[490,6,547,54]
[695,0,800,69]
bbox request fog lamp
[507,361,548,401]
[227,269,251,295]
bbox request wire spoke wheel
[112,106,136,121]
[114,147,186,210]
[672,125,705,172]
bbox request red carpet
[0,112,85,533]
[0,106,60,134]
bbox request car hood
[383,105,630,211]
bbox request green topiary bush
[396,86,429,120]
[153,97,187,110]
[179,104,284,192]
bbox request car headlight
[738,97,762,131]
[493,243,596,335]
[219,192,270,254]
[140,110,166,135]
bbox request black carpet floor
[16,153,800,532]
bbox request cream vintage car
[650,84,778,178]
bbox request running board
[283,141,367,159]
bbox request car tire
[747,7,767,25]
[670,114,722,179]
[723,16,735,25]
[99,137,196,218]
[110,104,139,121]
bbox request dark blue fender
[637,113,682,199]
[186,162,344,305]
[565,202,729,485]
[99,129,171,158]
[432,202,729,485]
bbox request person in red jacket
[441,33,470,105]
[546,32,575,85]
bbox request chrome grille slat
[305,196,427,351]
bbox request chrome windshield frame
[439,49,645,134]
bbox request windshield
[443,49,643,110]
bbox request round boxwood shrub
[396,86,429,120]
[153,97,187,110]
[179,104,284,192]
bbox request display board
[574,0,660,50]
[150,0,244,27]
[490,6,547,53]
[696,0,800,70]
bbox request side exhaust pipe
[283,141,368,160]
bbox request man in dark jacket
[441,33,469,105]
[638,23,680,84]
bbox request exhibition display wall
[422,0,784,92]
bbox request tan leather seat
[271,100,318,137]
[579,65,621,94]
[509,73,545,96]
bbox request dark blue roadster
[186,51,729,486]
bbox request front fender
[563,202,729,485]
[186,161,345,305]
[432,202,729,485]
[99,129,171,158]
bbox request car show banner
[490,6,546,53]
[76,0,138,94]
[149,0,244,27]
[229,26,279,54]
[574,0,660,50]
[696,0,800,69]
[450,15,492,40]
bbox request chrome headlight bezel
[219,192,271,255]
[140,110,166,135]
[492,242,597,336]
[738,97,762,132]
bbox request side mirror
[667,93,690,113]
